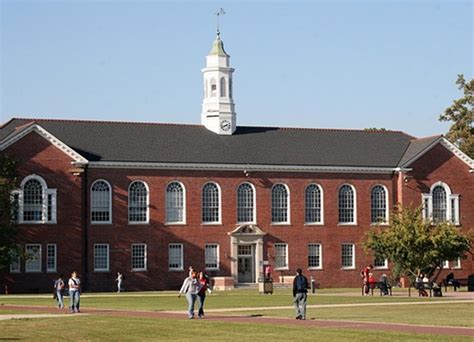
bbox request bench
[361,281,392,296]
[413,282,442,297]
[442,278,468,292]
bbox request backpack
[296,275,308,292]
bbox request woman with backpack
[197,271,212,319]
[53,274,65,309]
[293,268,309,320]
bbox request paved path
[1,304,473,337]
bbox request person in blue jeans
[293,268,309,320]
[178,271,201,319]
[68,271,81,313]
[197,272,212,318]
[54,274,65,309]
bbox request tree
[363,206,472,284]
[0,155,18,270]
[439,74,474,158]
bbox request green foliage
[0,154,18,270]
[364,206,472,283]
[439,74,474,158]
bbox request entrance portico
[228,225,266,284]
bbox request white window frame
[305,183,324,225]
[274,243,289,270]
[205,243,220,271]
[271,183,290,225]
[422,182,460,225]
[442,260,449,269]
[94,243,110,272]
[374,257,388,269]
[9,248,20,273]
[128,181,150,224]
[91,179,112,224]
[168,243,184,271]
[25,244,42,273]
[308,243,322,269]
[201,182,222,225]
[370,184,389,225]
[15,175,57,224]
[165,181,186,225]
[131,243,147,271]
[338,184,357,225]
[341,243,355,269]
[46,244,57,273]
[236,182,256,224]
[452,258,462,269]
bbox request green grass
[0,315,471,342]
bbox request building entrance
[237,245,255,283]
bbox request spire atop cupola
[201,9,236,135]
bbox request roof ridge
[409,134,443,141]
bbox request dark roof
[1,118,416,168]
[397,135,442,167]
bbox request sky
[1,0,473,137]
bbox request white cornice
[88,161,406,174]
[0,124,89,164]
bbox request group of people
[53,271,81,313]
[178,267,212,319]
[361,264,391,296]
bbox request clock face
[220,120,231,131]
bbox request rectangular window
[274,243,288,269]
[453,258,461,269]
[442,260,449,269]
[47,194,53,222]
[131,244,147,271]
[341,243,355,269]
[169,243,183,270]
[9,248,20,273]
[11,192,20,223]
[94,244,109,272]
[25,244,41,272]
[205,244,219,270]
[374,257,388,269]
[46,244,57,272]
[308,243,321,269]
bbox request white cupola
[201,31,236,135]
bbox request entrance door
[237,245,255,283]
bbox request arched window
[166,182,185,224]
[272,184,289,223]
[128,181,149,223]
[338,184,356,224]
[210,78,217,97]
[305,184,323,224]
[422,182,459,225]
[237,183,255,223]
[91,180,111,223]
[371,185,388,224]
[202,182,220,223]
[13,175,57,224]
[220,77,226,97]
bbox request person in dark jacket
[293,268,309,320]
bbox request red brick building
[1,33,473,293]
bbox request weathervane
[214,8,225,36]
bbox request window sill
[271,223,291,226]
[370,223,389,226]
[237,222,257,225]
[128,222,150,226]
[91,222,113,225]
[205,268,220,271]
[374,267,389,270]
[307,267,323,270]
[274,268,289,271]
[93,270,110,273]
[19,221,57,225]
[131,269,147,272]
[341,267,356,270]
[304,223,324,226]
[165,223,187,226]
[169,268,184,272]
[337,223,358,227]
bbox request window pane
[308,244,321,268]
[374,257,387,268]
[10,249,20,273]
[94,244,109,271]
[341,244,354,268]
[23,180,43,222]
[132,244,147,270]
[237,183,254,223]
[272,184,288,223]
[205,244,219,270]
[432,186,447,223]
[166,182,184,223]
[274,243,288,269]
[339,185,354,223]
[25,244,41,272]
[169,244,183,270]
[47,244,57,272]
[129,182,148,223]
[91,181,111,222]
[371,185,387,223]
[305,184,321,223]
[202,183,219,223]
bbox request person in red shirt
[361,264,373,296]
[368,272,376,295]
[197,272,212,319]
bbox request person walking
[53,274,65,309]
[116,272,123,293]
[68,271,81,313]
[293,268,309,320]
[197,272,212,319]
[178,271,202,319]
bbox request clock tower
[201,30,236,135]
